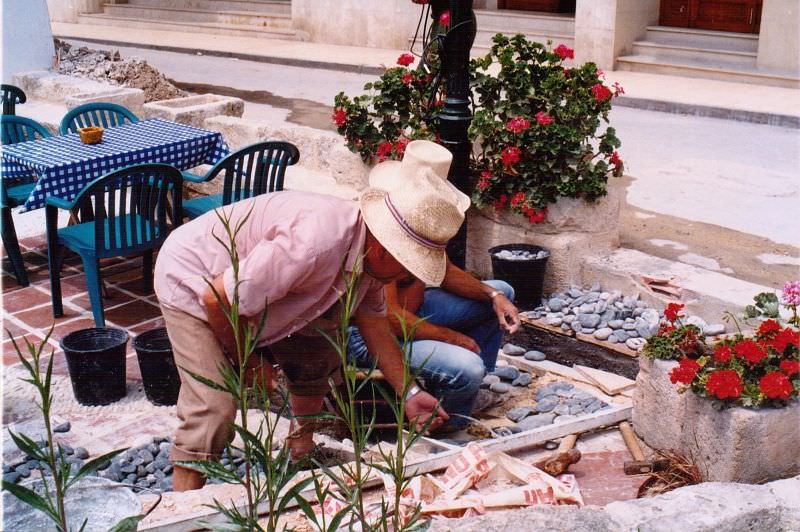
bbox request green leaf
[109,514,146,532]
[7,429,46,461]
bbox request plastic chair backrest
[1,115,51,145]
[59,102,139,135]
[1,84,26,115]
[70,164,183,255]
[208,141,300,205]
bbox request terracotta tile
[104,299,161,328]
[40,274,89,299]
[115,277,155,297]
[4,286,52,314]
[2,319,30,340]
[49,317,102,344]
[19,234,47,250]
[571,450,641,506]
[2,333,47,366]
[2,274,26,293]
[69,286,136,312]
[14,303,80,330]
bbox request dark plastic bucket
[60,328,128,406]
[489,243,550,310]
[133,328,181,406]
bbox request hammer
[620,422,669,475]
[535,434,581,476]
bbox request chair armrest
[181,170,208,184]
[46,196,75,211]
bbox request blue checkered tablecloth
[0,119,230,211]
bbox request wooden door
[500,0,576,13]
[660,0,762,33]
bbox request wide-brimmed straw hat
[360,140,470,286]
[369,140,471,214]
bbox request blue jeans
[347,280,514,428]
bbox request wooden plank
[520,314,639,358]
[574,364,636,395]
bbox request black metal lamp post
[431,0,474,269]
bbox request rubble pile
[54,39,186,102]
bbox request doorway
[659,0,762,33]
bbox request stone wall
[466,177,623,292]
[758,0,800,74]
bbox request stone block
[12,71,116,104]
[769,476,800,531]
[143,94,244,128]
[64,87,145,116]
[632,357,685,451]
[430,504,617,532]
[680,394,800,482]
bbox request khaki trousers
[160,305,341,462]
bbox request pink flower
[397,53,415,67]
[500,146,521,167]
[592,84,612,102]
[535,112,554,126]
[781,280,800,306]
[505,117,531,134]
[438,10,450,27]
[613,81,625,96]
[553,44,574,60]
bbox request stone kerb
[142,94,244,129]
[466,177,622,294]
[12,71,143,110]
[632,356,685,452]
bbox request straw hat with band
[360,140,471,286]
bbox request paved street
[52,41,800,287]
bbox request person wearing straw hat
[154,140,469,491]
[349,140,521,431]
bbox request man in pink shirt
[154,140,467,491]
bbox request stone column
[574,0,658,70]
[46,0,106,23]
[2,0,55,82]
[757,0,800,74]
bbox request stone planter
[65,87,145,116]
[465,178,622,294]
[681,394,800,483]
[632,357,685,452]
[143,94,244,128]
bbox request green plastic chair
[46,163,183,326]
[1,84,26,115]
[59,102,139,135]
[1,115,52,286]
[183,141,299,219]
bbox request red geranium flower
[401,72,414,85]
[758,319,782,338]
[706,370,743,399]
[779,359,800,376]
[376,141,394,161]
[505,117,531,134]
[510,191,526,208]
[332,108,347,127]
[477,170,491,191]
[768,328,800,354]
[609,151,622,167]
[591,83,612,102]
[397,53,415,67]
[438,10,450,27]
[395,137,410,157]
[501,146,522,167]
[664,303,684,323]
[494,194,508,211]
[535,112,554,126]
[713,345,733,364]
[563,68,571,77]
[553,44,574,60]
[527,208,547,224]
[670,357,701,385]
[734,339,767,365]
[759,371,794,399]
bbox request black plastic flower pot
[60,328,128,406]
[133,328,181,406]
[489,243,550,310]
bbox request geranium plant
[332,32,623,225]
[642,303,705,361]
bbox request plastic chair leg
[47,242,65,318]
[142,250,153,292]
[83,257,106,327]
[1,206,29,287]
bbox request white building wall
[2,0,55,82]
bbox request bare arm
[202,274,244,358]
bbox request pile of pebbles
[481,346,538,393]
[493,249,550,261]
[521,283,726,350]
[505,381,609,431]
[2,422,91,485]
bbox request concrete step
[581,248,774,324]
[474,28,574,49]
[630,41,757,69]
[77,13,304,41]
[101,3,292,29]
[475,8,575,34]
[615,54,800,89]
[127,0,290,15]
[644,25,758,53]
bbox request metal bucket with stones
[60,327,128,406]
[2,477,141,531]
[489,243,550,310]
[134,328,181,406]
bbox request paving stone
[704,323,726,336]
[53,421,71,433]
[492,366,520,381]
[523,350,546,361]
[516,413,555,431]
[593,327,613,340]
[534,396,559,413]
[139,450,155,463]
[74,447,89,460]
[14,465,30,478]
[608,319,624,329]
[501,343,526,356]
[562,314,576,324]
[547,298,566,312]
[553,404,569,416]
[512,373,532,387]
[545,317,563,327]
[506,406,534,423]
[554,415,577,424]
[3,472,20,483]
[626,338,646,350]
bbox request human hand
[405,390,449,433]
[444,329,481,353]
[493,294,521,334]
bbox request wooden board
[520,315,639,358]
[573,364,636,396]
